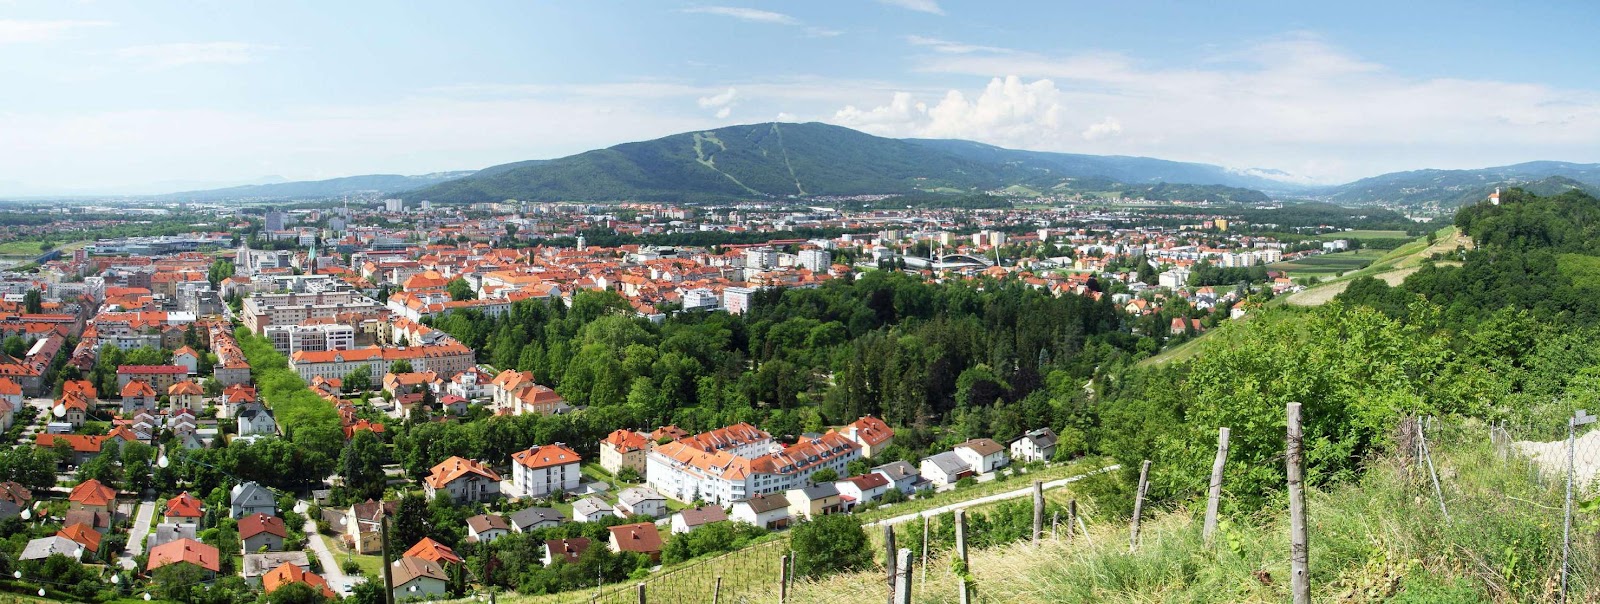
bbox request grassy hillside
[787,421,1573,603]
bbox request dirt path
[1285,266,1420,307]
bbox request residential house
[785,484,843,521]
[239,512,287,553]
[167,380,204,413]
[148,523,199,550]
[0,378,20,431]
[348,499,398,554]
[56,522,102,556]
[646,425,861,506]
[64,509,112,535]
[1009,428,1059,463]
[509,507,566,533]
[68,479,116,513]
[669,505,728,534]
[172,346,201,375]
[834,473,890,510]
[243,551,311,586]
[236,403,278,438]
[509,443,581,499]
[607,522,663,563]
[20,536,84,562]
[872,461,922,495]
[615,486,667,519]
[729,493,790,530]
[163,492,204,523]
[391,556,449,602]
[423,456,501,503]
[599,429,650,476]
[838,416,894,459]
[219,384,258,418]
[953,438,1010,474]
[402,537,463,567]
[119,380,157,413]
[919,452,972,489]
[466,514,511,543]
[230,481,277,519]
[262,561,335,599]
[571,496,613,523]
[542,537,590,566]
[147,538,220,578]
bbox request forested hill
[1319,161,1600,207]
[155,171,474,201]
[401,122,1277,204]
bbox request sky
[3,0,1600,193]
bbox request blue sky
[3,0,1599,193]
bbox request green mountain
[403,122,1279,204]
[1320,161,1600,206]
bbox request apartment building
[645,425,861,506]
[264,323,356,355]
[287,342,476,382]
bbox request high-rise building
[798,249,831,271]
[384,199,405,213]
[265,211,286,232]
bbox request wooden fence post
[1203,427,1231,545]
[779,553,790,604]
[884,524,896,604]
[1067,499,1077,545]
[894,548,913,604]
[1287,402,1310,604]
[1129,459,1151,552]
[920,515,929,591]
[1032,480,1044,545]
[636,582,645,604]
[712,576,722,604]
[955,509,970,604]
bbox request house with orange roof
[606,522,663,563]
[147,538,220,576]
[423,456,500,503]
[645,424,862,506]
[171,346,200,374]
[164,492,204,522]
[168,379,203,413]
[239,512,287,553]
[57,522,102,554]
[118,380,157,414]
[838,416,894,459]
[262,562,335,599]
[509,444,581,499]
[68,479,116,513]
[599,429,650,476]
[402,537,463,566]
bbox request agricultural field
[1266,249,1386,278]
[1311,229,1410,240]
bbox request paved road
[303,505,364,595]
[119,500,157,569]
[865,464,1121,528]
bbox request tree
[392,492,431,550]
[2,336,25,359]
[22,289,41,314]
[340,430,385,501]
[447,278,475,301]
[808,468,838,485]
[266,581,328,604]
[153,561,207,603]
[790,514,872,579]
[207,259,236,288]
[390,359,414,374]
[344,366,373,393]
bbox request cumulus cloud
[114,42,279,69]
[1081,117,1122,141]
[905,35,1010,55]
[680,6,799,25]
[698,87,739,118]
[877,0,945,15]
[832,34,1600,182]
[0,19,112,44]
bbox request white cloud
[680,6,799,25]
[832,34,1600,182]
[805,27,844,38]
[114,42,279,69]
[715,106,732,119]
[905,35,1010,55]
[877,0,945,15]
[1081,117,1122,141]
[0,19,112,44]
[697,87,738,109]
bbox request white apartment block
[264,323,355,355]
[510,444,582,499]
[646,426,861,506]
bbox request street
[302,504,364,595]
[119,500,157,570]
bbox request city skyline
[3,0,1599,192]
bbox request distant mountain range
[154,172,475,202]
[47,123,1600,208]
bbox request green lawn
[320,534,383,578]
[1267,249,1387,278]
[0,239,93,256]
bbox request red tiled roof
[147,538,220,572]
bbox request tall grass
[789,419,1582,603]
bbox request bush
[955,476,977,489]
[342,559,363,575]
[790,514,871,579]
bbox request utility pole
[379,510,395,604]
